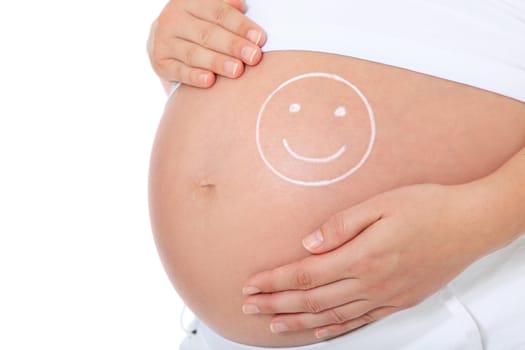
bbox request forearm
[464,145,525,252]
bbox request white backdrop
[0,1,187,348]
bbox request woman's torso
[149,1,525,347]
[149,51,525,347]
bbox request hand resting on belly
[148,51,525,347]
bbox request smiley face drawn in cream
[256,72,376,187]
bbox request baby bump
[148,51,525,347]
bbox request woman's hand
[147,0,266,90]
[242,183,498,340]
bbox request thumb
[303,203,382,254]
[224,0,246,12]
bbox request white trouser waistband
[180,233,525,350]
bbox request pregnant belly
[148,51,525,347]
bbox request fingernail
[224,60,240,76]
[198,73,210,85]
[315,328,331,339]
[247,29,263,45]
[238,0,247,12]
[242,304,260,314]
[242,286,260,295]
[303,229,324,250]
[241,46,258,64]
[270,322,289,333]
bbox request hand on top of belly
[147,0,265,88]
[241,183,496,340]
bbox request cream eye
[289,103,301,113]
[334,106,347,117]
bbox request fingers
[270,300,371,333]
[184,0,266,46]
[270,304,398,335]
[156,59,217,88]
[148,0,266,88]
[172,39,247,76]
[302,202,383,254]
[313,307,395,340]
[243,245,359,294]
[174,14,263,66]
[243,279,366,315]
[223,0,246,13]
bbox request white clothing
[181,235,525,349]
[178,1,525,348]
[248,0,525,103]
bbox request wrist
[454,149,525,254]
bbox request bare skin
[242,151,525,340]
[148,49,525,346]
[148,0,525,345]
[147,0,266,91]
